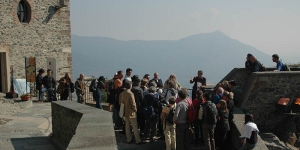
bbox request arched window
[17,0,31,23]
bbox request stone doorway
[0,52,9,93]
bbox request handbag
[119,103,125,118]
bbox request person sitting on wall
[245,53,253,73]
[272,54,289,71]
[42,69,56,102]
[75,74,86,104]
[249,56,263,73]
[239,114,259,150]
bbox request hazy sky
[70,0,300,63]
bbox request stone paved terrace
[0,97,57,150]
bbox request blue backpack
[143,97,156,120]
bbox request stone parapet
[51,101,117,150]
[232,107,268,150]
[240,71,300,128]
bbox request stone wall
[51,102,82,150]
[0,0,72,82]
[51,101,117,150]
[239,71,300,128]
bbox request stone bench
[51,101,117,150]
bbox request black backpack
[105,79,115,92]
[281,60,289,71]
[166,106,175,123]
[131,87,142,108]
[89,79,97,92]
[204,101,218,124]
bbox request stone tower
[0,0,72,93]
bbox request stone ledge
[51,101,117,150]
[232,107,268,150]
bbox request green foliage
[101,89,108,102]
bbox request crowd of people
[35,52,282,149]
[101,69,259,150]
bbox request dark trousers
[193,118,204,144]
[176,123,191,150]
[215,129,227,149]
[225,122,235,150]
[144,116,158,140]
[93,89,102,109]
[113,105,123,127]
[137,112,145,132]
[60,90,70,100]
[158,115,164,135]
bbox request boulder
[272,116,296,142]
[286,133,297,146]
[295,138,300,148]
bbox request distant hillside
[72,31,274,88]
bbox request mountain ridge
[72,31,274,88]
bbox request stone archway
[0,48,10,93]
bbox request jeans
[42,88,54,102]
[113,105,122,127]
[93,89,102,109]
[38,88,47,101]
[176,123,191,150]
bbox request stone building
[0,0,72,93]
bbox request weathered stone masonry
[0,0,72,92]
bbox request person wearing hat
[160,97,176,150]
[228,80,242,105]
[190,70,207,100]
[131,75,145,133]
[272,54,288,71]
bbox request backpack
[105,79,115,92]
[143,97,156,120]
[186,99,196,123]
[131,87,142,108]
[204,101,218,124]
[281,60,289,71]
[166,106,175,123]
[89,79,97,92]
